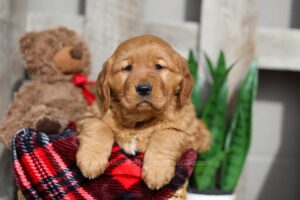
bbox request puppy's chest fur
[114,126,155,155]
[101,103,202,155]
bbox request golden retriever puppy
[76,35,211,190]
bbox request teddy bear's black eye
[155,64,164,71]
[123,65,132,72]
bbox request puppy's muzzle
[135,83,152,96]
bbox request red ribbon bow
[72,74,96,105]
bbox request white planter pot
[187,193,235,200]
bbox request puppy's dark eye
[155,64,164,71]
[123,65,132,72]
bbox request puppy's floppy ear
[176,53,194,107]
[97,60,111,112]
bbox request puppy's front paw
[76,150,109,179]
[142,159,176,190]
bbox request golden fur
[76,35,211,190]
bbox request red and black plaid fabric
[12,126,196,200]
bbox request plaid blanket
[12,126,196,200]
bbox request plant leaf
[192,52,231,191]
[217,51,226,70]
[188,50,198,78]
[221,59,259,192]
[194,151,227,191]
[215,51,226,79]
[204,53,216,82]
[201,81,227,158]
[201,63,231,159]
[188,50,202,117]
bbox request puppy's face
[97,35,194,117]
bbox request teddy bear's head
[20,27,91,81]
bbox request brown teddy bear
[0,27,94,148]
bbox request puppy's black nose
[136,84,152,96]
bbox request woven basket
[18,184,188,200]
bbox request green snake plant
[188,51,258,193]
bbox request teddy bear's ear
[20,32,36,55]
[55,26,76,38]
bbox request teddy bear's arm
[0,82,38,147]
[0,82,68,148]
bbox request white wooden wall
[0,0,27,199]
[0,0,300,199]
[24,0,300,73]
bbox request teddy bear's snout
[70,47,82,60]
[53,45,86,74]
